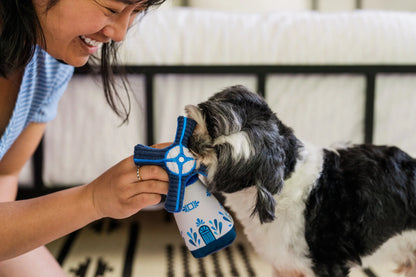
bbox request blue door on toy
[199,225,215,244]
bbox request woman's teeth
[80,35,102,47]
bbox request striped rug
[46,210,402,277]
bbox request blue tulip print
[187,228,201,247]
[209,219,223,236]
[196,218,205,227]
[219,211,233,227]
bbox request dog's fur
[185,85,416,277]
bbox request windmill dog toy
[133,116,236,258]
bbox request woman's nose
[102,13,132,42]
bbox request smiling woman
[1,0,165,121]
[0,0,169,276]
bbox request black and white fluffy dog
[185,85,416,277]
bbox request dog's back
[305,144,416,275]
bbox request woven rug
[46,210,402,277]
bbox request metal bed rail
[18,64,416,198]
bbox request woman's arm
[0,123,169,261]
[0,122,46,201]
[0,183,97,260]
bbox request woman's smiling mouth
[80,35,103,48]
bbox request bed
[17,8,416,197]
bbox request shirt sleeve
[32,64,74,123]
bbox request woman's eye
[106,7,119,14]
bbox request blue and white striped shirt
[0,46,74,159]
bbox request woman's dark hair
[0,0,165,123]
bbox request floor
[46,210,404,277]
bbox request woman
[0,0,169,275]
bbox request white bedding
[120,9,416,65]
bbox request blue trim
[162,146,196,176]
[133,158,165,164]
[175,117,187,211]
[180,117,187,143]
[190,227,236,259]
[176,173,182,211]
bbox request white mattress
[120,8,416,65]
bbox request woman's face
[33,0,145,67]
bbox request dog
[184,85,416,277]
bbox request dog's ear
[254,184,277,224]
[250,130,288,224]
[252,167,284,224]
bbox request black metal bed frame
[180,0,364,11]
[18,64,416,199]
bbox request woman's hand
[0,142,171,261]
[88,142,171,219]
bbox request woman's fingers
[126,179,169,196]
[135,165,169,183]
[129,142,172,183]
[128,193,163,210]
[121,181,168,213]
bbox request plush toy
[133,116,236,258]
